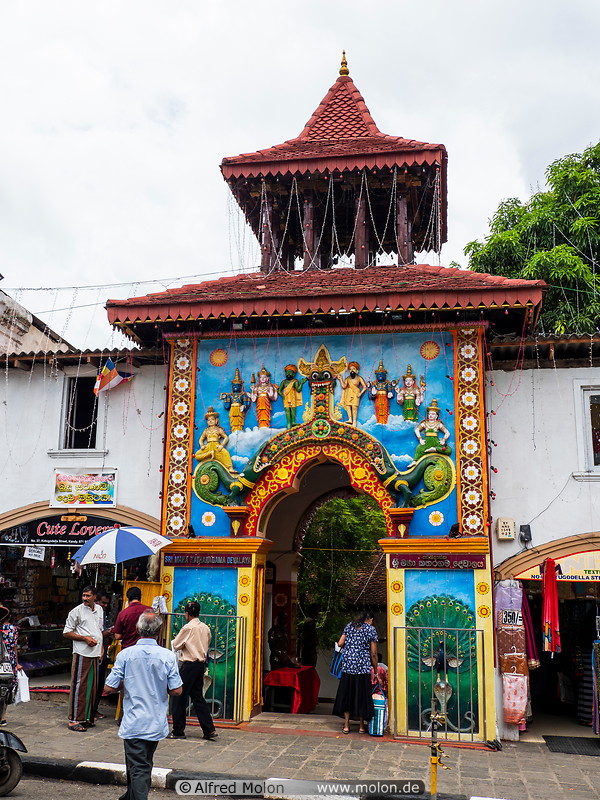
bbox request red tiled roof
[106,265,546,325]
[221,76,445,178]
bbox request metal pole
[429,693,451,800]
[430,696,438,800]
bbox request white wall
[487,365,600,567]
[0,361,166,519]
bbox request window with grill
[63,377,98,449]
[588,393,600,467]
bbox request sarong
[374,393,389,424]
[69,654,98,724]
[256,394,271,428]
[229,403,245,431]
[502,673,528,724]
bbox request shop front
[496,532,600,735]
[0,500,160,674]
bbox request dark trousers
[171,660,215,737]
[93,655,110,718]
[121,738,158,800]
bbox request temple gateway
[107,55,543,739]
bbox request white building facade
[488,336,600,740]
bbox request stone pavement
[7,694,600,800]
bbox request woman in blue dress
[332,610,378,734]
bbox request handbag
[14,669,30,704]
[330,643,344,679]
[369,688,387,736]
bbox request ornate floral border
[162,338,196,536]
[454,328,489,537]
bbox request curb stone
[22,758,470,800]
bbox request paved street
[7,694,600,800]
[13,776,172,800]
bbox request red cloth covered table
[264,666,320,714]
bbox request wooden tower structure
[221,53,448,271]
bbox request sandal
[342,728,350,734]
[358,729,367,734]
[68,724,87,732]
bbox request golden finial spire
[339,50,349,76]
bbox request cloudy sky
[1,0,599,349]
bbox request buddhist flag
[93,357,134,395]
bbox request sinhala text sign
[51,469,117,507]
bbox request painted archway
[241,443,395,538]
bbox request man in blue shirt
[105,611,182,800]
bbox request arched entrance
[239,447,392,721]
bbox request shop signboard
[163,552,252,568]
[515,550,600,581]
[0,514,122,547]
[50,469,117,508]
[389,553,486,570]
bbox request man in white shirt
[169,601,217,741]
[63,585,104,732]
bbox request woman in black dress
[332,610,378,734]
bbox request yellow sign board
[515,550,600,581]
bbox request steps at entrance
[249,711,341,733]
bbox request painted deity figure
[278,364,307,429]
[250,366,278,428]
[338,361,367,426]
[413,399,451,463]
[367,360,395,424]
[194,406,235,472]
[220,368,251,432]
[396,364,425,422]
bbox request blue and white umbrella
[71,526,171,566]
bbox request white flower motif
[202,512,216,527]
[462,464,480,481]
[462,439,479,456]
[429,510,444,527]
[465,513,482,531]
[170,493,185,508]
[461,367,477,382]
[168,515,185,532]
[176,356,190,371]
[174,401,189,416]
[461,415,478,432]
[177,339,190,348]
[172,446,187,461]
[173,424,188,439]
[464,489,481,506]
[462,329,475,336]
[460,344,476,359]
[171,469,186,485]
[175,378,190,392]
[461,392,477,407]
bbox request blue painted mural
[190,331,458,538]
[404,569,478,733]
[171,567,238,719]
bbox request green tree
[297,495,385,646]
[464,142,600,333]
